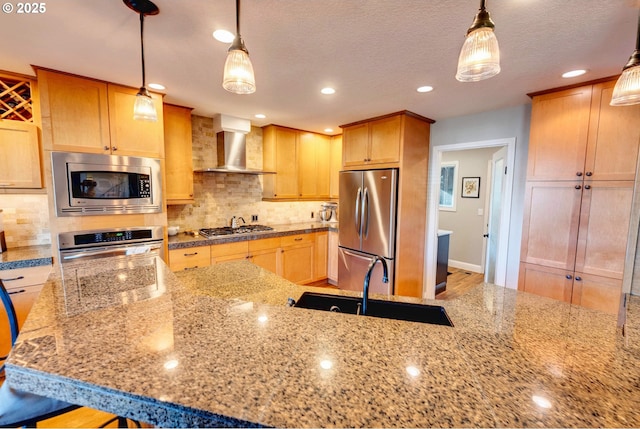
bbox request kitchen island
[5,256,640,427]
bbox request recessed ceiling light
[321,87,336,95]
[417,86,434,93]
[324,128,334,133]
[255,113,266,119]
[148,83,165,90]
[213,29,235,43]
[562,69,587,78]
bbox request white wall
[440,147,499,270]
[430,104,531,288]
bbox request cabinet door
[263,126,298,199]
[574,181,633,279]
[0,283,43,359]
[248,238,280,273]
[164,104,194,203]
[329,135,342,198]
[298,132,330,199]
[342,123,369,167]
[314,231,328,281]
[520,181,583,269]
[107,84,165,158]
[369,115,401,165]
[37,69,110,153]
[327,230,339,282]
[527,86,593,181]
[210,241,249,264]
[169,246,211,271]
[0,120,42,188]
[518,262,573,303]
[281,244,314,284]
[585,81,640,181]
[570,272,622,314]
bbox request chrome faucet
[362,256,389,316]
[230,216,246,229]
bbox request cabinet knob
[576,172,583,177]
[584,185,591,190]
[585,172,593,177]
[112,146,118,151]
[104,146,110,150]
[575,276,582,281]
[575,185,582,190]
[566,274,573,280]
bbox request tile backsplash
[0,194,51,247]
[167,115,331,231]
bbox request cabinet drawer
[0,265,52,289]
[169,246,211,271]
[281,233,313,247]
[210,241,249,258]
[249,237,281,252]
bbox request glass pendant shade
[223,47,256,94]
[611,65,640,106]
[133,88,158,121]
[456,27,501,82]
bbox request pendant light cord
[236,0,241,36]
[139,12,146,88]
[635,10,640,51]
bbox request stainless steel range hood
[194,115,274,175]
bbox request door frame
[423,137,516,299]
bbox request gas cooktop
[198,224,274,238]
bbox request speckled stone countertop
[0,244,52,270]
[168,222,338,250]
[6,257,640,427]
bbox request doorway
[424,138,516,299]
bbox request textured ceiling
[1,0,638,134]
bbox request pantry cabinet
[262,125,334,201]
[164,104,194,204]
[342,114,401,168]
[36,68,164,158]
[520,78,640,314]
[0,120,42,188]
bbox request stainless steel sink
[293,292,454,327]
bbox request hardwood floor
[435,267,485,300]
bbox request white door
[484,146,507,284]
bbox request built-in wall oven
[58,226,164,264]
[52,152,162,216]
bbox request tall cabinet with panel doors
[262,125,333,201]
[340,111,433,298]
[519,78,640,314]
[0,70,42,189]
[36,67,164,158]
[164,104,194,204]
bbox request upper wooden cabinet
[37,68,164,158]
[164,104,194,204]
[527,80,640,181]
[0,120,42,188]
[342,114,402,168]
[262,125,333,201]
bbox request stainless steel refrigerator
[338,169,398,295]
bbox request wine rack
[0,73,33,122]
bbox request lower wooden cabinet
[0,265,51,358]
[281,234,315,284]
[211,241,248,265]
[248,238,280,274]
[518,262,622,314]
[168,245,211,271]
[327,231,338,284]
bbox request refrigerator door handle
[363,187,370,238]
[342,248,372,261]
[355,187,363,237]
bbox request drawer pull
[294,238,303,241]
[183,252,198,257]
[1,275,25,282]
[8,289,26,295]
[183,266,199,270]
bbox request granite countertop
[0,244,52,270]
[168,222,338,250]
[6,257,640,427]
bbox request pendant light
[124,0,159,121]
[456,0,500,82]
[611,11,640,106]
[222,0,256,94]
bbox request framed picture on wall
[461,177,480,198]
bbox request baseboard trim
[448,259,484,274]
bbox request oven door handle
[60,244,162,262]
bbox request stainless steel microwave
[52,152,162,216]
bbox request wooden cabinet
[520,79,640,314]
[281,234,314,284]
[211,241,249,264]
[342,114,401,168]
[248,237,280,274]
[164,104,194,204]
[314,231,328,281]
[37,68,164,158]
[262,125,334,201]
[0,120,42,188]
[168,245,211,271]
[327,230,338,284]
[0,265,51,358]
[329,135,342,199]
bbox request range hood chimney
[195,114,274,174]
